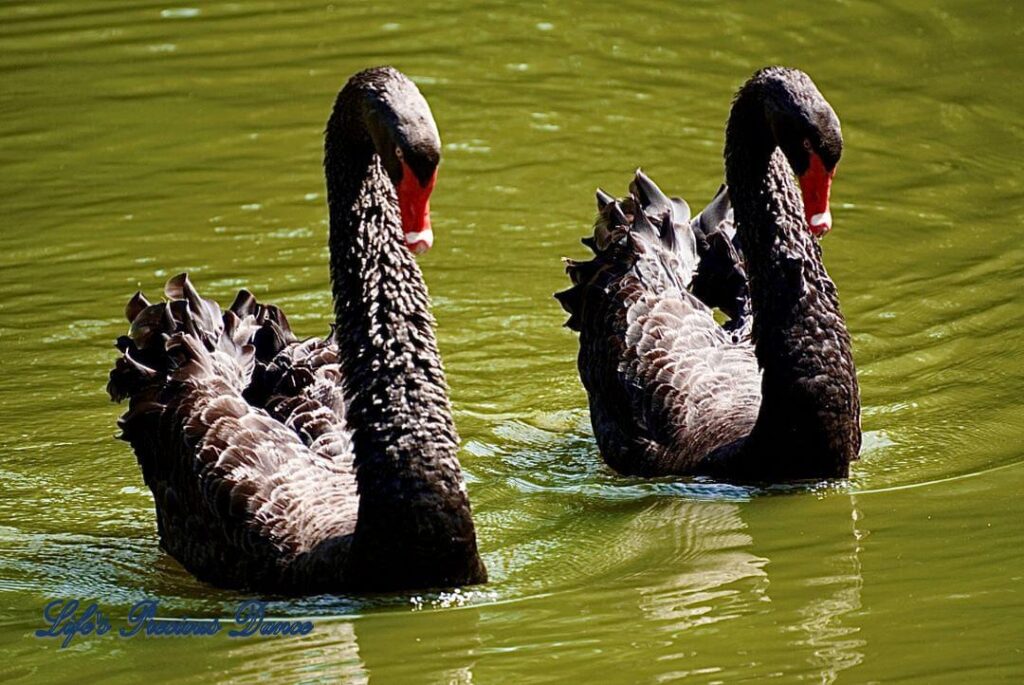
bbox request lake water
[1,1,1022,682]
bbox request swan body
[109,67,486,593]
[557,67,861,482]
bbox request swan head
[760,67,843,237]
[358,67,442,254]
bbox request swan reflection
[632,493,866,683]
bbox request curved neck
[723,85,860,478]
[322,87,484,587]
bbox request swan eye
[802,139,813,152]
[395,146,404,161]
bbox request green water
[2,0,1023,681]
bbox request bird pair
[109,65,859,594]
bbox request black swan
[108,66,487,592]
[556,67,861,482]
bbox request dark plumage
[557,67,861,482]
[109,67,486,593]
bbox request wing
[108,274,356,591]
[689,184,751,337]
[556,172,762,476]
[227,289,354,465]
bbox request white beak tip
[404,227,434,254]
[810,210,832,228]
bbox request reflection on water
[221,609,482,684]
[2,482,869,684]
[637,501,770,635]
[630,496,866,683]
[790,498,866,684]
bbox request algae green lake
[2,1,1022,682]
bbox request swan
[108,66,487,592]
[556,67,861,481]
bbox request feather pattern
[689,184,751,338]
[109,275,358,591]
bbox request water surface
[2,1,1022,682]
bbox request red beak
[397,161,437,254]
[798,153,834,237]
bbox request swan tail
[556,169,699,331]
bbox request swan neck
[723,83,861,476]
[322,89,484,586]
